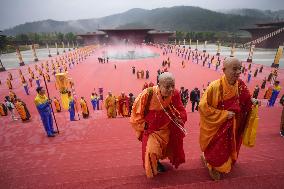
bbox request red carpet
[0,45,284,189]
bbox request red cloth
[118,96,129,116]
[142,90,187,168]
[204,79,252,167]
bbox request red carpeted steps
[1,108,284,189]
[1,46,284,188]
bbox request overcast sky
[0,0,283,30]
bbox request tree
[0,31,8,52]
[56,32,64,42]
[64,32,76,43]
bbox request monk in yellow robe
[15,98,31,121]
[105,92,117,118]
[117,92,130,117]
[80,97,89,118]
[199,57,257,180]
[53,97,61,112]
[130,72,187,178]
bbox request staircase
[243,27,284,48]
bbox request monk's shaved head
[158,72,175,97]
[222,57,242,85]
[158,72,175,84]
[223,57,241,69]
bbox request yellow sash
[243,105,259,147]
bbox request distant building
[241,21,284,48]
[76,29,174,45]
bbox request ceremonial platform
[0,45,284,189]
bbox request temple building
[241,21,284,48]
[77,29,174,45]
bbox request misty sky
[0,0,283,30]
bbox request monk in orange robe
[53,97,61,112]
[15,98,31,121]
[117,92,130,117]
[199,57,257,180]
[130,72,187,178]
[105,92,117,118]
[80,97,89,118]
[0,102,8,116]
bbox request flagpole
[42,74,60,133]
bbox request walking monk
[199,57,258,180]
[105,91,117,118]
[130,72,187,178]
[80,97,89,118]
[117,92,130,117]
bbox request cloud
[1,0,283,30]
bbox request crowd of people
[0,43,283,182]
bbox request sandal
[200,153,221,181]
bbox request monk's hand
[251,98,258,105]
[227,111,235,119]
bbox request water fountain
[105,46,159,60]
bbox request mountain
[219,9,284,20]
[3,6,277,36]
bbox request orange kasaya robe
[15,101,31,121]
[53,99,61,112]
[0,103,8,116]
[130,86,187,178]
[117,95,129,117]
[199,75,252,173]
[80,99,89,118]
[264,87,273,99]
[105,95,117,118]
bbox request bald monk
[105,91,117,118]
[130,72,187,178]
[199,57,258,180]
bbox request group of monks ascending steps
[130,57,259,180]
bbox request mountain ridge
[3,6,282,35]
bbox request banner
[271,46,283,68]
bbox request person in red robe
[130,72,187,178]
[117,92,130,117]
[199,57,258,180]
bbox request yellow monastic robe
[80,99,89,116]
[199,75,247,173]
[15,101,27,120]
[105,95,117,118]
[130,86,176,178]
[54,99,61,112]
[0,105,5,116]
